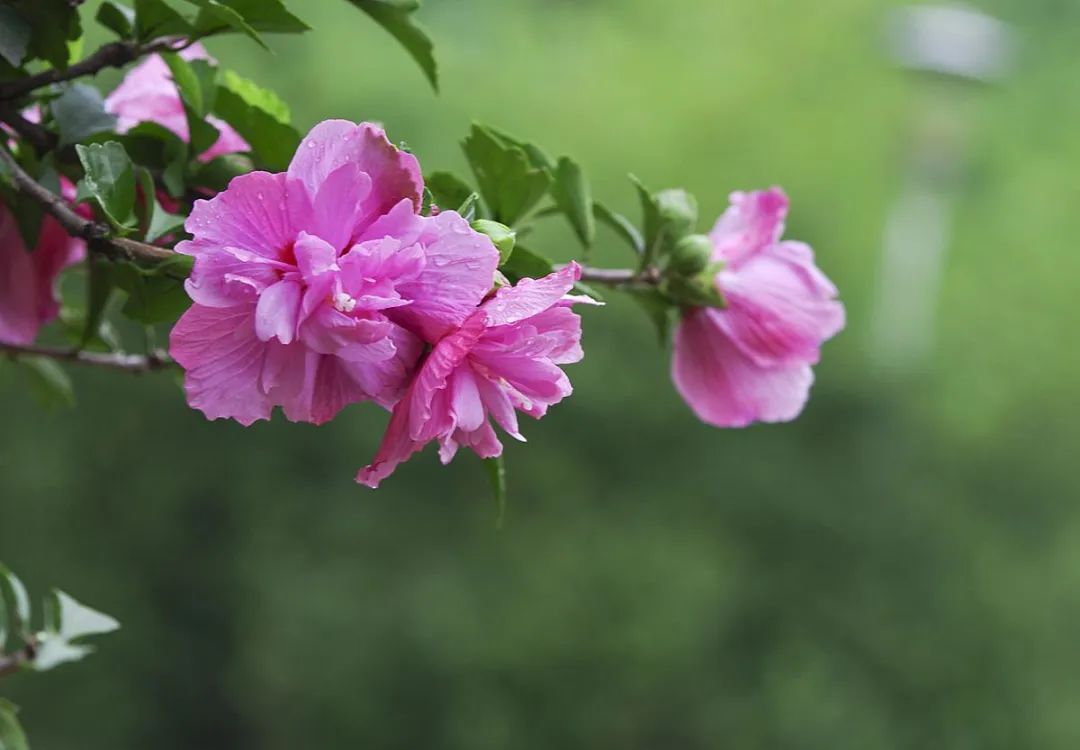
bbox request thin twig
[0,342,175,374]
[571,265,662,287]
[0,642,36,678]
[0,144,175,265]
[0,38,183,102]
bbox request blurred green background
[3,0,1080,747]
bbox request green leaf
[75,142,137,230]
[0,699,29,750]
[44,590,120,641]
[109,258,193,325]
[82,258,115,347]
[17,357,76,410]
[0,7,31,67]
[626,287,674,347]
[344,0,438,92]
[471,219,515,265]
[213,71,298,171]
[52,84,118,147]
[630,174,662,264]
[462,124,552,227]
[425,171,474,216]
[499,244,552,282]
[183,0,269,50]
[191,152,254,192]
[593,201,643,255]
[483,456,507,529]
[456,192,478,222]
[161,52,206,117]
[551,156,595,249]
[134,0,193,40]
[18,0,82,69]
[114,122,189,196]
[0,565,31,641]
[209,0,310,33]
[96,1,136,39]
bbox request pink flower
[104,44,248,161]
[358,262,594,488]
[672,188,844,427]
[169,120,500,426]
[0,185,86,345]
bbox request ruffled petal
[714,243,845,368]
[672,308,814,428]
[181,172,292,260]
[286,120,422,239]
[169,303,275,426]
[389,212,499,342]
[481,262,581,327]
[709,188,789,267]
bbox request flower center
[333,291,357,313]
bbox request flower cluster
[169,120,593,485]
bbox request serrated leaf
[52,84,118,147]
[109,259,192,325]
[45,590,120,642]
[97,1,136,39]
[76,142,136,230]
[0,7,31,67]
[161,52,206,116]
[213,72,298,171]
[183,0,269,50]
[134,0,193,40]
[551,156,595,249]
[344,0,438,92]
[483,456,507,529]
[18,0,82,69]
[594,201,644,255]
[0,699,29,750]
[210,0,309,33]
[425,171,474,216]
[463,124,552,227]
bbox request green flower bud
[656,189,698,239]
[668,234,714,276]
[471,219,516,265]
[664,261,727,309]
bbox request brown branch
[0,642,36,678]
[0,342,175,374]
[0,38,183,103]
[0,144,175,265]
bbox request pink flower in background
[359,263,594,488]
[105,43,248,161]
[170,120,499,426]
[672,188,844,427]
[0,186,86,345]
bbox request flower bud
[668,234,714,276]
[471,219,516,265]
[665,261,726,309]
[656,189,698,239]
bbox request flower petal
[181,171,292,260]
[672,307,814,427]
[169,304,275,426]
[481,262,581,327]
[255,279,303,344]
[709,187,789,267]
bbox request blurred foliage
[2,0,1079,748]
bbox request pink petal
[443,421,502,463]
[481,262,581,327]
[709,187,789,267]
[714,243,845,368]
[293,231,339,279]
[286,120,422,237]
[181,172,292,261]
[475,371,523,441]
[255,279,302,344]
[169,304,275,426]
[0,203,85,344]
[448,364,485,432]
[287,163,372,252]
[389,212,499,342]
[672,308,814,428]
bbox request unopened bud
[656,189,698,239]
[668,234,714,275]
[471,219,516,265]
[665,261,726,309]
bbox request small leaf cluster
[0,563,120,749]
